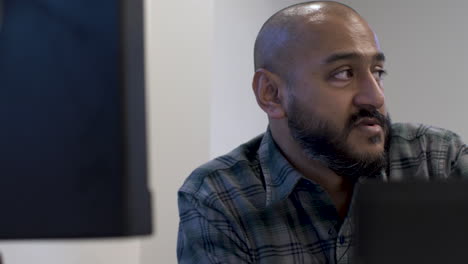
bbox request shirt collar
[258,128,388,206]
[258,129,303,206]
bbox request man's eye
[373,69,387,81]
[333,69,353,80]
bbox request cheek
[314,94,353,128]
[292,81,355,127]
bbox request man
[177,1,468,263]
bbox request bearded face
[287,93,392,179]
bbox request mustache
[348,109,388,129]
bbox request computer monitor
[0,0,152,238]
[355,180,468,264]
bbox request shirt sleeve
[177,191,252,264]
[446,132,468,178]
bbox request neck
[270,123,351,189]
[270,122,354,219]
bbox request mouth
[352,117,384,136]
[354,117,382,128]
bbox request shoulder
[390,122,465,154]
[391,122,460,142]
[178,133,266,203]
[388,122,468,179]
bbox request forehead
[294,14,381,63]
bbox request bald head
[254,1,363,82]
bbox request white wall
[343,0,468,138]
[140,0,213,263]
[0,239,141,264]
[211,0,305,158]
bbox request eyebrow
[322,52,386,65]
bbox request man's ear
[252,69,287,119]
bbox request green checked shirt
[177,123,468,264]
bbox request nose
[352,71,385,110]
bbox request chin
[347,136,386,160]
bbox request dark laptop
[354,180,468,264]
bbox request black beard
[288,105,392,180]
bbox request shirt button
[339,236,345,245]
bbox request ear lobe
[252,69,286,119]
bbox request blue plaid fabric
[177,123,468,263]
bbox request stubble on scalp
[253,1,360,83]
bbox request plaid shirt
[177,123,468,264]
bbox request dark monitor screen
[355,180,468,264]
[0,0,152,238]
